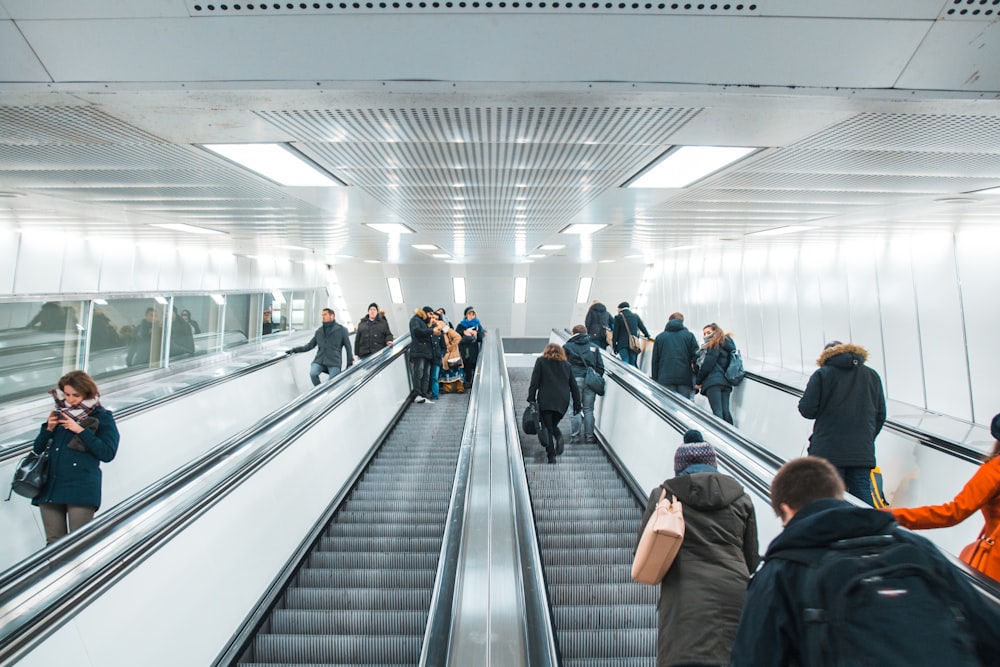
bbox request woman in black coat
[695,322,737,425]
[527,343,582,464]
[33,370,120,545]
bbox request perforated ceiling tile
[746,148,1000,178]
[0,144,222,171]
[796,113,1000,153]
[0,106,164,145]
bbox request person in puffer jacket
[563,324,605,443]
[798,340,886,505]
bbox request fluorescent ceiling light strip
[210,294,226,305]
[514,277,527,304]
[453,277,467,304]
[627,146,757,189]
[412,244,438,250]
[561,224,607,235]
[576,277,593,304]
[366,223,414,235]
[539,244,564,250]
[150,223,225,235]
[271,291,286,304]
[387,277,404,304]
[746,225,820,237]
[202,143,341,187]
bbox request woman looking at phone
[33,370,120,545]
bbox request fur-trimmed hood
[413,308,429,320]
[816,342,869,367]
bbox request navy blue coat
[651,318,699,387]
[408,312,434,359]
[32,406,119,509]
[612,309,650,354]
[563,332,605,377]
[696,335,736,391]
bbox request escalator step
[283,587,432,611]
[307,551,439,570]
[552,604,657,630]
[311,536,441,553]
[269,608,428,635]
[249,633,422,663]
[294,567,437,589]
[558,628,657,659]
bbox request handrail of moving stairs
[551,329,1000,606]
[0,338,409,664]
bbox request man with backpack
[730,456,1000,667]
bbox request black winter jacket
[731,498,1000,667]
[639,470,759,667]
[696,335,736,391]
[355,314,394,358]
[612,308,650,353]
[290,321,353,369]
[562,332,605,377]
[798,343,886,468]
[408,311,434,359]
[585,303,612,340]
[527,356,582,416]
[651,318,699,387]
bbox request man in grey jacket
[287,308,353,386]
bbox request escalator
[235,391,471,665]
[509,366,658,666]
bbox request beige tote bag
[632,488,685,585]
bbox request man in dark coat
[287,307,353,386]
[650,312,699,399]
[527,344,582,463]
[612,301,650,367]
[585,300,612,349]
[731,456,1000,667]
[355,302,394,359]
[408,307,435,403]
[563,324,605,443]
[798,341,886,504]
[637,431,759,667]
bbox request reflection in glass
[174,295,222,356]
[0,300,85,403]
[223,294,251,349]
[85,298,165,382]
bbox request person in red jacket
[891,412,1000,581]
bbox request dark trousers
[410,356,432,398]
[837,466,874,506]
[704,385,734,425]
[40,503,97,545]
[539,410,564,460]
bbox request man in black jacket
[650,312,699,399]
[287,308,353,386]
[612,301,650,367]
[798,341,886,504]
[731,456,1000,667]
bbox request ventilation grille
[941,0,1000,19]
[187,0,758,14]
[0,106,165,145]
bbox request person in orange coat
[891,412,1000,581]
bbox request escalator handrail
[0,338,410,664]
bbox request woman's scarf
[461,316,482,330]
[49,389,100,422]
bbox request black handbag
[523,401,540,435]
[6,447,50,501]
[584,366,606,396]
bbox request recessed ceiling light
[412,244,438,250]
[625,145,757,189]
[432,253,450,259]
[599,259,615,263]
[560,224,607,235]
[539,244,565,250]
[202,143,343,187]
[150,223,225,235]
[453,183,465,188]
[745,225,819,237]
[365,223,414,234]
[528,254,546,259]
[364,259,381,264]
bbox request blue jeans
[619,347,639,367]
[410,356,432,398]
[837,466,874,506]
[430,364,441,399]
[309,362,341,386]
[571,372,598,441]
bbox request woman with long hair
[695,322,737,425]
[32,370,120,544]
[528,343,582,464]
[891,413,1000,581]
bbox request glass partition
[87,297,167,381]
[173,295,222,358]
[0,299,86,403]
[223,294,251,349]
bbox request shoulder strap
[621,314,632,337]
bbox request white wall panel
[876,235,925,409]
[130,245,160,291]
[757,247,786,365]
[844,240,887,379]
[795,244,826,366]
[911,232,972,421]
[156,249,183,292]
[955,227,1000,426]
[771,246,804,372]
[179,250,207,291]
[58,240,101,294]
[0,230,17,295]
[14,232,65,294]
[819,245,851,344]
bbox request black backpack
[771,533,980,666]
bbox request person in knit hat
[636,429,759,667]
[355,302,394,360]
[891,412,1000,582]
[456,307,484,389]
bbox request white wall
[645,227,1000,429]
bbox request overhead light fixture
[202,143,343,187]
[625,145,757,189]
[366,223,414,235]
[539,244,565,250]
[576,277,593,304]
[514,277,527,304]
[599,259,615,263]
[93,299,108,305]
[527,254,546,259]
[364,259,381,264]
[210,294,226,305]
[150,223,225,235]
[271,291,285,305]
[412,244,438,250]
[453,277,467,304]
[561,224,607,235]
[387,277,403,303]
[154,296,168,305]
[432,253,450,259]
[277,244,310,251]
[746,225,819,237]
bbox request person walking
[637,430,759,667]
[527,343,582,464]
[650,312,699,399]
[694,322,736,425]
[286,307,353,386]
[889,412,1000,582]
[585,300,613,350]
[798,340,886,504]
[32,370,120,545]
[408,307,435,403]
[563,324,604,444]
[612,301,650,367]
[355,302,394,359]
